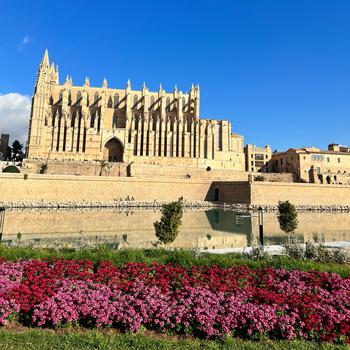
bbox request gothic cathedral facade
[26,50,245,171]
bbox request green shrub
[154,198,183,245]
[277,201,298,238]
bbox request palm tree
[98,160,110,176]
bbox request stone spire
[84,77,90,88]
[55,65,59,84]
[102,78,108,88]
[41,49,49,66]
[126,79,131,91]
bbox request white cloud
[22,34,30,45]
[0,93,31,145]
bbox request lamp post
[258,207,264,246]
[0,208,5,241]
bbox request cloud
[18,34,32,51]
[22,34,30,45]
[0,93,31,145]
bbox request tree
[11,140,23,161]
[154,198,183,245]
[277,201,298,240]
[98,160,111,176]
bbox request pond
[0,208,350,251]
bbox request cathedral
[26,50,245,174]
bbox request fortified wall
[1,174,350,207]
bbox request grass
[0,244,349,277]
[0,328,348,350]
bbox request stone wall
[250,182,350,206]
[0,173,214,203]
[213,181,350,206]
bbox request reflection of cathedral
[26,50,245,172]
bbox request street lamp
[258,207,264,246]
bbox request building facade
[26,50,245,173]
[244,144,272,173]
[272,146,350,185]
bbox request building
[272,145,350,184]
[0,134,10,160]
[244,144,272,173]
[25,50,245,175]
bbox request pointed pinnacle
[41,48,49,66]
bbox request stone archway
[103,138,123,162]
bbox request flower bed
[0,258,349,343]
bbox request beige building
[244,144,272,173]
[272,145,350,184]
[26,50,245,174]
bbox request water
[0,208,349,250]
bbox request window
[338,158,341,163]
[251,154,253,158]
[133,95,138,109]
[280,158,283,165]
[94,92,99,103]
[76,91,81,106]
[312,154,324,161]
[166,97,171,111]
[251,161,254,166]
[182,97,186,112]
[107,96,113,108]
[114,93,119,107]
[327,157,330,162]
[265,155,269,159]
[150,96,155,110]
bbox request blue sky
[1,0,350,149]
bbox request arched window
[134,114,139,130]
[68,92,72,106]
[182,97,186,112]
[166,97,171,111]
[114,93,119,107]
[107,96,113,108]
[133,95,138,109]
[58,91,63,105]
[94,92,99,103]
[150,96,155,110]
[90,113,96,128]
[76,91,81,106]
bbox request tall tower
[26,49,57,158]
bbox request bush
[154,198,183,245]
[277,201,298,238]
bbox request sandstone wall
[0,173,214,203]
[250,182,350,206]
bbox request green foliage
[0,329,347,350]
[277,201,298,234]
[2,165,20,173]
[11,140,23,161]
[154,198,183,245]
[0,245,349,277]
[284,240,350,264]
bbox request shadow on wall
[205,181,251,204]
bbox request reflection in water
[1,208,349,250]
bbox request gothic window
[150,96,155,110]
[49,96,54,105]
[134,114,139,130]
[94,92,99,104]
[182,97,186,112]
[114,93,119,107]
[133,95,138,109]
[152,115,157,131]
[68,92,72,106]
[217,123,222,151]
[166,97,171,111]
[76,91,81,106]
[90,113,95,128]
[107,96,113,108]
[58,91,63,105]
